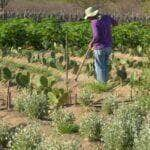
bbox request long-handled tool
[72,48,91,104]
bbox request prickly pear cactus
[40,76,48,87]
[2,67,12,80]
[32,75,48,89]
[16,72,30,87]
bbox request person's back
[91,15,118,50]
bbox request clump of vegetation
[102,95,118,114]
[40,139,81,150]
[78,90,93,106]
[52,109,79,134]
[80,113,103,141]
[136,95,150,112]
[10,123,43,150]
[103,105,145,150]
[0,121,11,148]
[84,81,111,93]
[14,90,49,119]
[134,123,150,150]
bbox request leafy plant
[40,139,81,150]
[16,72,30,88]
[14,90,49,119]
[80,113,103,141]
[57,123,79,134]
[52,109,79,134]
[78,90,93,106]
[134,123,150,150]
[10,123,43,150]
[102,95,118,115]
[2,67,12,80]
[136,95,150,112]
[103,105,145,150]
[84,81,111,93]
[0,121,10,148]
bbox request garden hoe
[71,48,91,104]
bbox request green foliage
[0,19,31,48]
[78,90,93,106]
[80,113,103,141]
[38,18,64,50]
[84,81,111,93]
[113,22,150,50]
[103,105,145,150]
[52,109,79,134]
[40,139,80,150]
[102,95,118,114]
[0,19,149,56]
[136,95,150,112]
[48,88,69,106]
[2,67,12,80]
[0,121,10,148]
[134,123,150,150]
[14,90,49,119]
[16,72,30,88]
[10,123,43,150]
[57,123,79,134]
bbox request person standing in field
[84,7,118,83]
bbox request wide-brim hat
[84,7,99,19]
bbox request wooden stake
[65,32,71,104]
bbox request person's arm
[110,16,118,26]
[89,21,99,49]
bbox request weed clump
[134,123,150,150]
[78,90,93,106]
[10,123,43,150]
[52,109,79,134]
[14,90,49,119]
[80,113,103,141]
[0,121,11,148]
[103,105,145,150]
[102,95,118,114]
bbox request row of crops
[0,89,150,149]
[0,18,149,57]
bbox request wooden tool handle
[75,48,91,81]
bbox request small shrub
[40,139,81,150]
[136,95,150,112]
[78,90,93,106]
[52,109,79,134]
[102,95,118,114]
[80,113,103,141]
[103,119,127,150]
[14,90,49,119]
[0,121,10,148]
[10,123,43,150]
[134,123,150,150]
[103,105,145,150]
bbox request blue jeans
[94,47,112,83]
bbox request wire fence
[0,11,150,24]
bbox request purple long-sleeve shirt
[91,15,118,50]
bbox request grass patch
[83,81,113,93]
